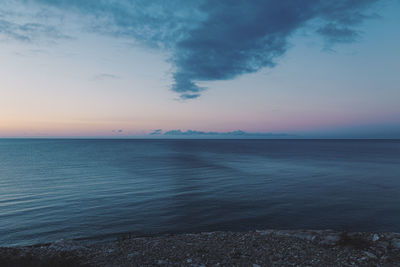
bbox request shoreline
[1,230,400,266]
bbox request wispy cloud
[0,19,67,42]
[93,73,121,81]
[2,0,382,98]
[0,1,70,43]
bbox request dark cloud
[170,0,380,96]
[180,93,202,100]
[5,0,382,98]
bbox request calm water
[1,139,400,246]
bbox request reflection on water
[1,139,400,246]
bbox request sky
[0,0,399,138]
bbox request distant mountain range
[149,129,294,138]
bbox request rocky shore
[2,230,400,266]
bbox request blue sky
[0,0,399,138]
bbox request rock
[127,251,140,258]
[372,234,379,242]
[379,241,389,249]
[358,257,367,262]
[3,230,400,266]
[256,230,273,235]
[48,239,85,252]
[381,255,389,261]
[319,234,340,245]
[363,251,377,259]
[391,238,400,249]
[294,233,317,241]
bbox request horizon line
[1,137,399,140]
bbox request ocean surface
[1,139,400,246]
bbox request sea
[0,139,399,246]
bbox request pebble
[3,230,400,266]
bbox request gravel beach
[2,230,400,266]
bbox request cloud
[180,93,202,100]
[317,23,360,43]
[169,0,380,96]
[4,0,382,98]
[0,1,70,43]
[0,19,66,42]
[93,73,121,81]
[153,129,292,138]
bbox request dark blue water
[1,139,400,246]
